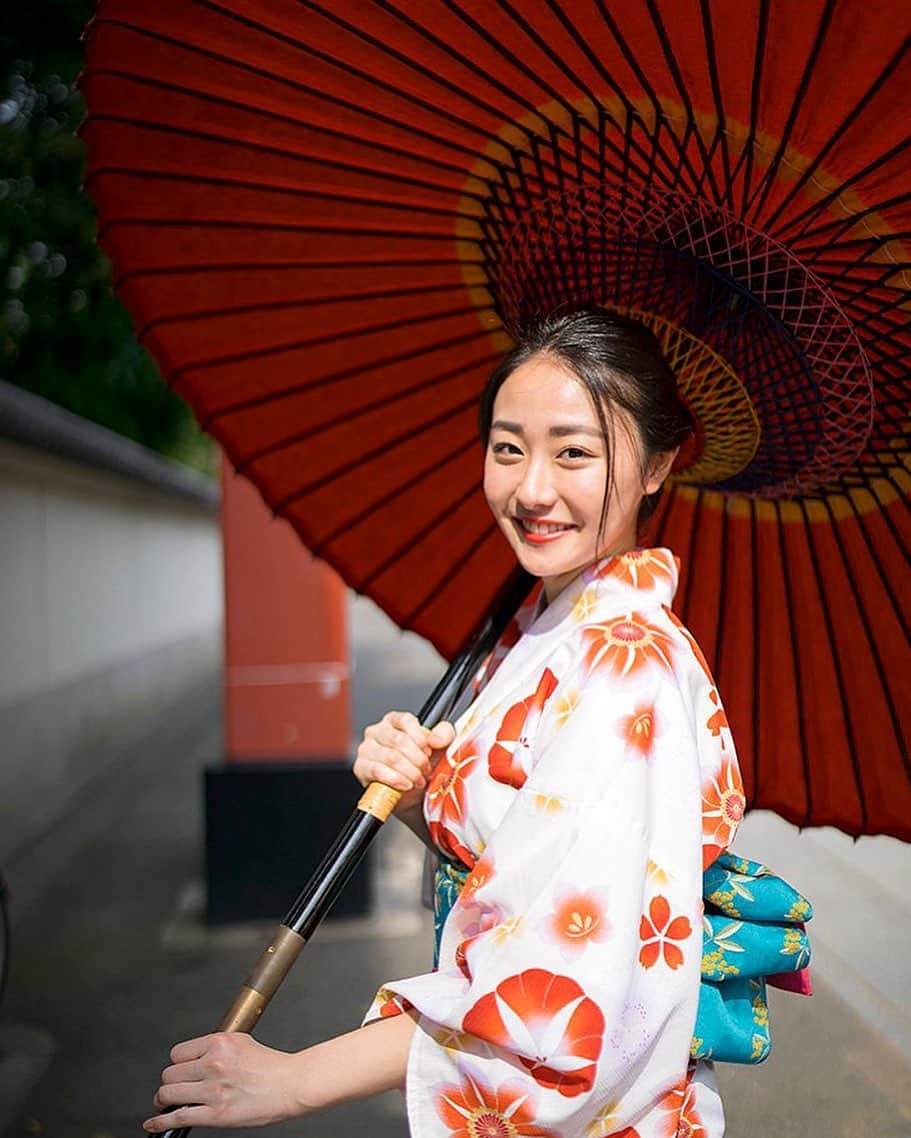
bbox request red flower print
[657,1074,706,1138]
[638,896,693,970]
[426,741,479,867]
[488,669,558,788]
[582,614,676,679]
[434,1069,558,1138]
[702,752,745,867]
[543,887,612,960]
[617,701,658,757]
[463,969,604,1098]
[602,548,675,593]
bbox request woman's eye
[491,441,522,456]
[560,446,592,460]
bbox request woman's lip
[512,518,575,544]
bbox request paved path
[0,596,909,1137]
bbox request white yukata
[365,547,745,1138]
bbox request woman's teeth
[519,520,572,534]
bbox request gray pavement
[1,597,910,1137]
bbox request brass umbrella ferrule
[218,924,306,1033]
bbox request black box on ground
[204,761,371,925]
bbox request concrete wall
[0,433,223,865]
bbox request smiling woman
[146,310,749,1138]
[479,309,691,602]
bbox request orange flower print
[702,752,746,868]
[488,669,558,789]
[426,741,479,867]
[543,887,612,960]
[459,855,495,905]
[617,701,658,757]
[662,606,715,686]
[434,1069,558,1138]
[463,969,604,1098]
[602,548,675,593]
[705,689,729,741]
[582,613,675,679]
[375,987,412,1019]
[638,896,693,970]
[657,1074,706,1138]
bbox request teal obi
[433,851,812,1065]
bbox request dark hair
[479,307,694,536]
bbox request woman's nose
[516,458,557,510]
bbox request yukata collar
[524,546,681,637]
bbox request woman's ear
[644,447,680,495]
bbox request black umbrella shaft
[156,571,531,1138]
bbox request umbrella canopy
[79,1,911,841]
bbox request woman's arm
[143,1012,417,1131]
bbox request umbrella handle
[153,570,531,1138]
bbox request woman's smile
[512,517,578,544]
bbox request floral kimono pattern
[365,547,746,1138]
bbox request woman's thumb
[427,720,456,748]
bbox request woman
[144,308,745,1137]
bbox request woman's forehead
[492,355,599,422]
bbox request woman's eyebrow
[490,419,601,438]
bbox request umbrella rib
[180,0,551,175]
[744,0,837,226]
[84,67,496,190]
[95,216,492,244]
[272,406,480,511]
[679,489,704,628]
[169,300,494,388]
[135,280,473,339]
[795,496,868,832]
[115,255,482,289]
[734,0,770,214]
[311,435,482,555]
[591,0,704,192]
[763,33,911,236]
[403,519,503,629]
[776,142,911,246]
[644,0,723,205]
[749,500,761,810]
[358,479,487,596]
[83,110,492,208]
[713,493,730,679]
[195,321,495,427]
[771,499,813,825]
[823,495,911,787]
[231,351,498,471]
[83,160,483,226]
[84,17,513,173]
[304,0,604,174]
[698,0,734,210]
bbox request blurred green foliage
[0,1,216,475]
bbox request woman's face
[483,353,667,602]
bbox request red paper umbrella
[79,1,911,841]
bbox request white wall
[0,438,223,862]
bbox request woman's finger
[427,719,456,748]
[169,1035,213,1064]
[143,1103,214,1132]
[160,1059,206,1086]
[373,725,433,768]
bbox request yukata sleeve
[365,614,739,1138]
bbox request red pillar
[205,458,369,924]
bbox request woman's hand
[354,712,455,814]
[143,1032,309,1131]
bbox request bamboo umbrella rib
[797,496,868,832]
[679,488,704,627]
[360,478,490,596]
[733,0,771,214]
[763,35,911,234]
[698,0,734,209]
[167,301,496,394]
[313,438,482,555]
[135,280,476,340]
[790,191,911,251]
[234,351,497,472]
[827,495,911,786]
[403,518,504,628]
[744,0,837,226]
[748,501,761,806]
[772,498,814,826]
[712,497,730,677]
[115,258,487,285]
[273,402,480,512]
